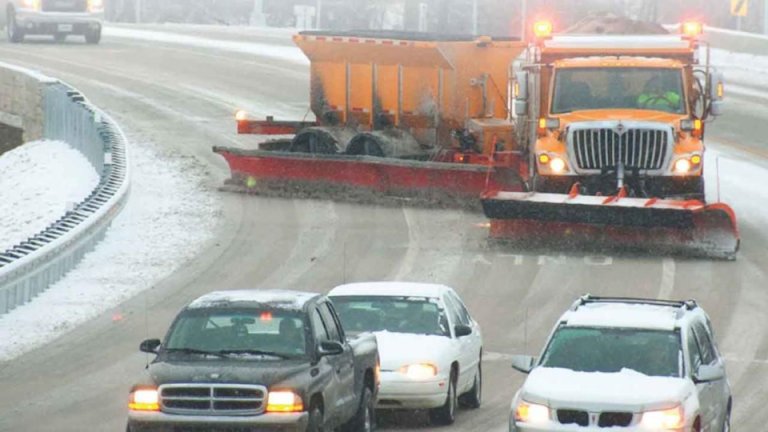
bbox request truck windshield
[551,67,685,114]
[332,296,450,337]
[164,309,307,358]
[540,327,682,377]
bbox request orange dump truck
[214,24,739,258]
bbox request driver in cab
[637,76,681,112]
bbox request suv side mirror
[694,364,725,383]
[140,338,161,354]
[318,341,344,357]
[511,355,536,374]
[454,325,472,338]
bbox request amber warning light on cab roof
[682,20,704,38]
[533,20,553,39]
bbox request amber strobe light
[533,20,553,39]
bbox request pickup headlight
[87,0,104,12]
[266,391,304,413]
[514,400,550,424]
[399,363,438,380]
[21,0,40,10]
[640,406,684,429]
[128,387,160,412]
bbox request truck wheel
[460,361,482,409]
[343,387,375,432]
[85,27,101,44]
[428,373,457,425]
[7,10,24,43]
[306,406,324,432]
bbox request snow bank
[0,140,99,253]
[0,141,220,361]
[711,49,768,93]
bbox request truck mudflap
[213,146,523,207]
[481,190,740,259]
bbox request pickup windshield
[551,67,685,114]
[540,327,682,377]
[164,309,307,358]
[332,296,450,337]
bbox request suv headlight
[640,405,684,429]
[514,400,550,424]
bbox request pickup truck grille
[41,0,87,12]
[159,384,267,416]
[569,125,671,171]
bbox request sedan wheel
[460,362,482,409]
[429,374,457,425]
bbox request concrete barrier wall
[705,27,768,56]
[0,62,53,155]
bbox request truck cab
[515,24,724,201]
[127,290,379,432]
[1,0,104,44]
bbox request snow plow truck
[213,20,739,259]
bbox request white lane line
[657,258,676,300]
[392,209,419,281]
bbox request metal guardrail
[0,81,130,315]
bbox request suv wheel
[722,408,731,432]
[429,372,457,425]
[7,10,24,43]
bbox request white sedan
[328,282,483,426]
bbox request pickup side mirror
[511,355,536,374]
[454,325,472,338]
[694,364,725,383]
[318,341,344,357]
[140,338,161,354]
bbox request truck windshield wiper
[217,349,293,359]
[165,347,228,358]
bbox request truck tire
[459,361,482,409]
[428,373,457,425]
[306,406,324,432]
[7,10,24,43]
[343,387,375,432]
[85,27,101,44]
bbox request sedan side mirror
[511,355,536,374]
[694,364,725,383]
[318,341,344,357]
[454,325,472,338]
[140,338,161,354]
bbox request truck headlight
[128,388,160,412]
[673,154,702,174]
[538,153,568,174]
[514,400,550,424]
[640,406,684,429]
[399,363,438,380]
[266,391,304,413]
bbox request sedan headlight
[514,400,550,424]
[399,363,438,380]
[640,405,684,429]
[128,387,159,412]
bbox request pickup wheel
[7,10,24,44]
[459,361,482,409]
[343,386,375,432]
[306,406,324,432]
[84,27,101,44]
[428,373,457,425]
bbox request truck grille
[41,0,87,12]
[159,384,267,416]
[570,125,671,171]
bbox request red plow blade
[214,147,522,206]
[482,191,740,259]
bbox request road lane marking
[657,258,676,300]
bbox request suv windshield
[551,67,685,114]
[540,326,682,377]
[331,296,450,337]
[165,309,307,358]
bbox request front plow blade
[482,192,740,259]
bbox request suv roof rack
[571,294,698,311]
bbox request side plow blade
[482,191,740,259]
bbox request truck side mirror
[318,341,344,357]
[140,338,161,354]
[511,354,536,374]
[514,71,529,101]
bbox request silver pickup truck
[0,0,103,43]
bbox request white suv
[1,0,104,44]
[509,295,731,432]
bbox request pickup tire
[459,362,482,409]
[342,386,375,432]
[428,373,457,425]
[84,27,101,44]
[7,10,24,43]
[306,406,324,432]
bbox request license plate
[57,24,73,32]
[55,1,75,8]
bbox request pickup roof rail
[572,294,698,311]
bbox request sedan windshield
[164,309,307,358]
[540,327,682,377]
[331,296,450,337]
[551,67,685,114]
